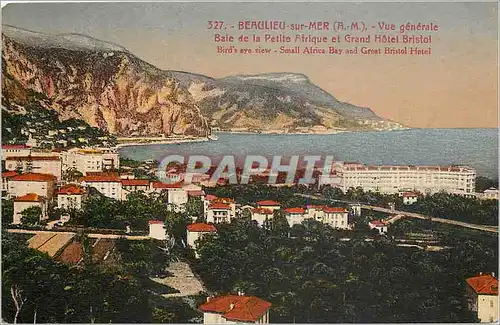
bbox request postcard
[1,1,498,324]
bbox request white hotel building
[328,162,476,195]
[61,148,119,175]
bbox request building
[30,148,61,158]
[203,194,218,216]
[4,156,62,180]
[305,205,327,221]
[57,184,87,210]
[186,223,217,258]
[151,182,187,204]
[151,181,189,210]
[2,144,31,160]
[204,195,236,220]
[250,208,274,227]
[350,203,362,217]
[368,220,388,235]
[256,200,281,211]
[199,294,271,324]
[479,188,499,200]
[2,171,18,195]
[333,162,476,195]
[121,179,150,192]
[283,207,306,227]
[80,173,122,200]
[465,273,498,323]
[302,205,350,229]
[13,193,47,225]
[61,147,119,175]
[401,191,420,205]
[183,183,204,196]
[206,203,233,224]
[8,173,57,200]
[322,207,349,229]
[148,220,166,240]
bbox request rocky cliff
[2,25,210,137]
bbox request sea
[118,128,499,179]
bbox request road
[362,205,498,233]
[7,228,150,240]
[296,193,498,233]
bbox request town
[1,140,498,323]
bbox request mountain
[168,71,405,132]
[2,25,405,138]
[2,25,210,137]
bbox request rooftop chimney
[479,272,483,276]
[238,290,245,296]
[229,303,235,311]
[206,296,211,303]
[492,272,496,278]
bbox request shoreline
[214,127,411,135]
[115,137,210,148]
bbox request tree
[62,168,83,183]
[2,199,14,224]
[475,176,498,192]
[272,209,290,238]
[20,206,42,226]
[185,197,203,220]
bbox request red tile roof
[148,220,164,225]
[6,156,60,161]
[402,191,420,197]
[466,274,498,295]
[57,184,86,195]
[2,144,30,149]
[257,200,280,206]
[209,203,231,210]
[81,175,121,182]
[284,207,305,214]
[251,208,274,215]
[187,190,204,197]
[199,295,271,323]
[187,223,217,232]
[11,173,56,182]
[213,197,234,204]
[369,220,386,227]
[2,171,18,178]
[14,193,43,202]
[86,172,119,176]
[323,207,347,213]
[307,205,327,210]
[152,181,182,189]
[205,194,218,201]
[121,179,150,186]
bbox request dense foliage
[1,231,202,323]
[2,103,116,148]
[402,192,498,226]
[195,219,497,323]
[65,191,194,242]
[203,184,328,207]
[1,232,152,323]
[475,176,499,192]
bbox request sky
[2,2,498,128]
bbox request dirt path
[151,262,206,298]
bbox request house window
[490,301,494,308]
